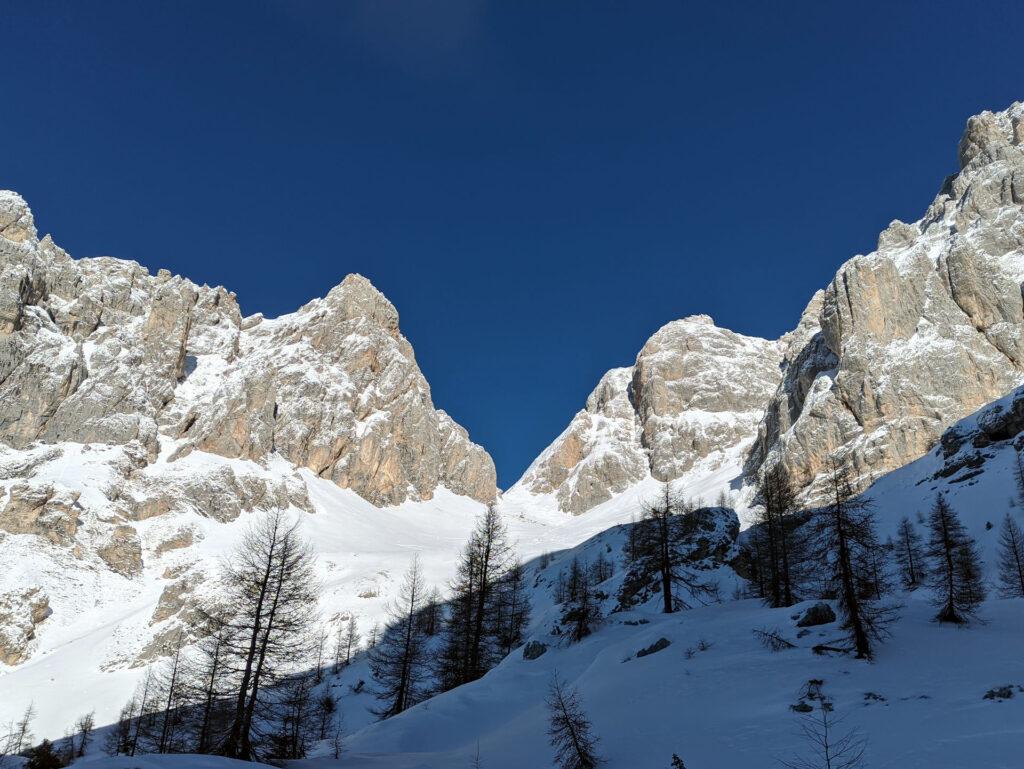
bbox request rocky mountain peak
[320,273,401,335]
[957,101,1024,170]
[511,317,783,515]
[0,191,36,245]
[0,192,495,507]
[515,100,1024,514]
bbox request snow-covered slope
[317,387,1024,769]
[44,381,1024,766]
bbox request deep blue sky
[3,2,1022,487]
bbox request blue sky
[3,1,1022,487]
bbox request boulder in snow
[796,602,836,627]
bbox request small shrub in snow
[753,627,796,652]
[781,696,866,769]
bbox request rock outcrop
[515,367,648,514]
[750,101,1024,500]
[514,319,782,514]
[0,588,50,665]
[0,483,81,545]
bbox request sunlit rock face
[519,102,1024,512]
[514,318,783,514]
[751,101,1024,500]
[0,193,496,506]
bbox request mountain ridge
[513,100,1024,514]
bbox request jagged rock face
[0,483,81,545]
[0,191,496,668]
[522,102,1024,513]
[751,102,1024,500]
[0,194,495,506]
[515,319,783,514]
[516,368,649,514]
[0,588,50,665]
[632,316,783,481]
[175,274,495,505]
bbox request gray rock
[635,637,671,658]
[0,482,81,545]
[796,603,836,627]
[97,525,143,577]
[522,640,547,660]
[0,588,49,665]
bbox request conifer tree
[105,704,134,756]
[73,712,95,758]
[190,617,232,754]
[11,703,35,756]
[312,626,329,683]
[218,511,319,760]
[755,464,801,607]
[417,588,444,637]
[436,504,528,690]
[894,517,925,590]
[925,495,986,623]
[335,615,361,670]
[996,513,1024,598]
[315,692,337,741]
[496,558,531,655]
[152,637,188,754]
[560,559,602,643]
[813,460,895,659]
[23,739,62,769]
[129,668,156,756]
[369,557,431,718]
[589,551,613,584]
[546,673,603,769]
[271,672,316,759]
[1014,449,1024,506]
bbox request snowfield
[0,436,745,740]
